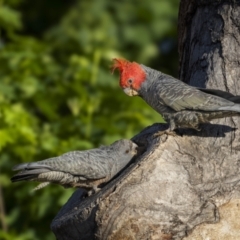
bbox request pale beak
[131,142,139,155]
[123,88,139,96]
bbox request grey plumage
[11,139,138,194]
[138,64,240,130]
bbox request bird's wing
[39,150,110,179]
[198,88,240,103]
[159,77,235,112]
[56,150,111,179]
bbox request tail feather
[11,168,50,182]
[219,104,240,112]
[229,96,240,103]
[206,111,240,121]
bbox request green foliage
[0,0,179,239]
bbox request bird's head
[111,58,146,96]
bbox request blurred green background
[0,0,179,239]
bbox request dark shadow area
[18,0,76,37]
[137,122,236,138]
[176,123,237,138]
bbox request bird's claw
[87,186,101,197]
[153,130,178,138]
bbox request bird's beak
[132,142,139,155]
[123,88,139,96]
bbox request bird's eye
[128,79,133,84]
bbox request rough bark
[51,0,240,239]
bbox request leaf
[0,129,14,149]
[0,6,22,30]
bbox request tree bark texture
[51,1,240,239]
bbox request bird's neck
[138,64,162,95]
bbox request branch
[51,122,240,239]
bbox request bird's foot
[153,129,177,138]
[87,186,101,197]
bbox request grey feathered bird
[11,139,138,194]
[112,59,240,131]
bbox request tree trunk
[51,1,240,239]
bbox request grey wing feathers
[198,88,240,103]
[52,150,111,179]
[159,76,238,112]
[12,163,53,171]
